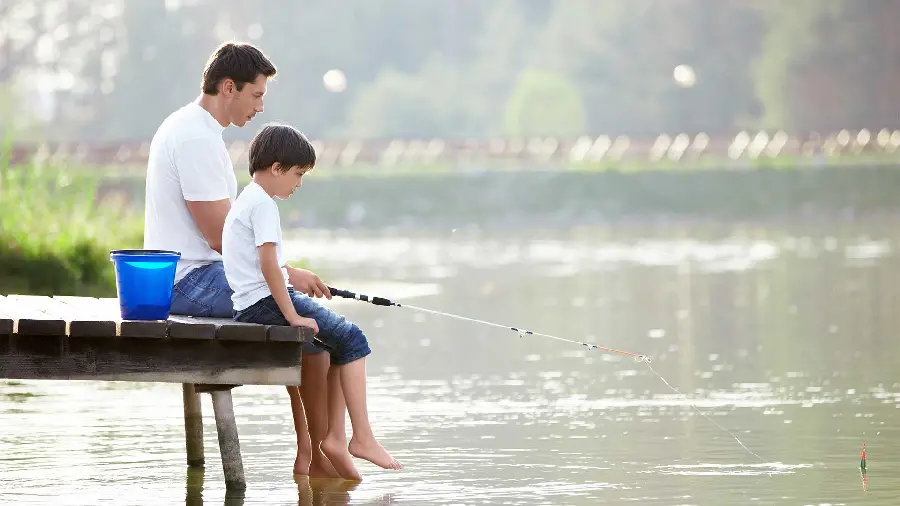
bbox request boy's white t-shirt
[222,181,291,311]
[143,101,238,283]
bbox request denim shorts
[233,289,372,366]
[170,262,234,318]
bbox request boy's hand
[288,315,319,335]
[287,266,332,299]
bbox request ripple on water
[648,462,814,476]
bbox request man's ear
[221,78,235,96]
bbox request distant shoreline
[95,164,900,230]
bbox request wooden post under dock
[0,294,315,492]
[183,383,205,467]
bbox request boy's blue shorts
[234,288,372,366]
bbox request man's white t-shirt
[222,181,291,311]
[144,101,238,283]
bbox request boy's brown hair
[249,123,316,176]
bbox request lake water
[2,223,899,505]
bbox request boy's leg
[170,262,234,318]
[289,292,402,472]
[334,358,402,471]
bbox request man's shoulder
[152,104,219,149]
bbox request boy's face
[272,164,312,199]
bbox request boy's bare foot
[348,436,403,470]
[320,436,363,481]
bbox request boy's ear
[270,162,282,174]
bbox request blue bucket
[110,249,181,320]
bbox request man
[143,41,339,479]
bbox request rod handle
[327,287,395,306]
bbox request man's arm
[186,199,231,253]
[174,138,233,253]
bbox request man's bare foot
[293,453,311,476]
[348,436,403,470]
[309,452,341,479]
[293,445,340,478]
[320,436,363,481]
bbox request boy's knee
[329,320,371,365]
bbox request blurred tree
[0,0,120,140]
[89,0,216,141]
[503,68,585,137]
[341,55,478,139]
[754,0,900,131]
[534,0,764,136]
[9,0,900,142]
[250,0,490,139]
[465,0,552,136]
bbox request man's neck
[196,94,231,128]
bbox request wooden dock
[0,294,315,491]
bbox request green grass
[0,156,143,296]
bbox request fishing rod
[326,286,650,362]
[326,285,772,464]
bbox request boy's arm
[258,243,319,333]
[285,264,332,299]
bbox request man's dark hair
[249,123,317,176]
[202,41,277,95]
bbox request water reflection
[185,468,246,506]
[184,468,392,506]
[2,225,900,504]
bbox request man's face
[227,75,267,127]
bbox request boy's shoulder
[232,183,275,216]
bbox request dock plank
[168,315,267,342]
[8,295,116,338]
[0,295,67,336]
[55,297,168,339]
[166,316,312,343]
[0,296,13,335]
[268,325,314,343]
[166,315,217,340]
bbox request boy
[222,123,402,480]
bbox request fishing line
[644,362,765,462]
[327,286,767,464]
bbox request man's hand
[286,266,332,299]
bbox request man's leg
[319,362,361,480]
[286,385,313,475]
[298,350,339,478]
[170,262,234,318]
